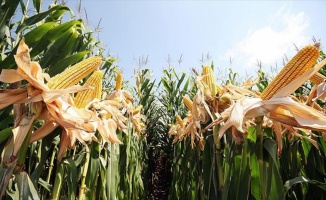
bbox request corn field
[0,1,326,200]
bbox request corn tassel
[74,70,104,108]
[115,72,123,90]
[261,45,319,100]
[47,56,102,89]
[309,72,325,85]
[183,96,193,112]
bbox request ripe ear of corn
[176,115,184,127]
[115,72,123,90]
[133,105,143,115]
[261,45,319,100]
[309,72,325,85]
[183,96,193,112]
[46,56,102,89]
[74,70,104,108]
[202,66,222,96]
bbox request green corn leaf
[85,140,101,199]
[290,142,299,177]
[222,143,231,200]
[0,20,83,70]
[247,126,257,143]
[64,158,77,200]
[30,127,60,182]
[48,51,90,76]
[285,176,326,192]
[45,6,72,22]
[29,20,83,57]
[182,77,190,95]
[0,127,12,144]
[39,28,73,68]
[0,0,20,39]
[249,149,260,200]
[263,138,279,173]
[40,28,79,70]
[38,178,52,192]
[16,5,71,34]
[0,106,12,119]
[161,77,172,94]
[301,137,312,158]
[202,142,212,198]
[263,138,284,200]
[19,0,27,16]
[140,78,150,94]
[98,147,108,199]
[24,22,57,44]
[108,143,119,199]
[140,81,155,106]
[176,73,186,89]
[16,172,40,199]
[59,30,80,59]
[52,162,64,200]
[32,0,42,13]
[237,142,251,200]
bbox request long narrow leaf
[16,5,71,33]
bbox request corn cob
[176,115,184,127]
[309,72,325,85]
[74,70,104,108]
[115,72,123,90]
[261,45,319,100]
[47,56,102,89]
[202,66,223,95]
[183,96,193,112]
[133,105,143,115]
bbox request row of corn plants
[167,44,326,199]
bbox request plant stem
[256,116,265,200]
[79,147,90,200]
[213,125,224,191]
[47,148,56,183]
[91,136,102,200]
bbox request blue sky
[58,0,325,82]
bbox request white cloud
[221,9,310,75]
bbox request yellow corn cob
[176,115,184,127]
[202,66,223,95]
[183,96,193,112]
[133,105,143,115]
[215,83,223,94]
[202,66,217,95]
[47,56,102,89]
[112,97,121,102]
[261,45,319,100]
[309,72,325,85]
[106,113,112,119]
[115,72,123,90]
[74,70,104,108]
